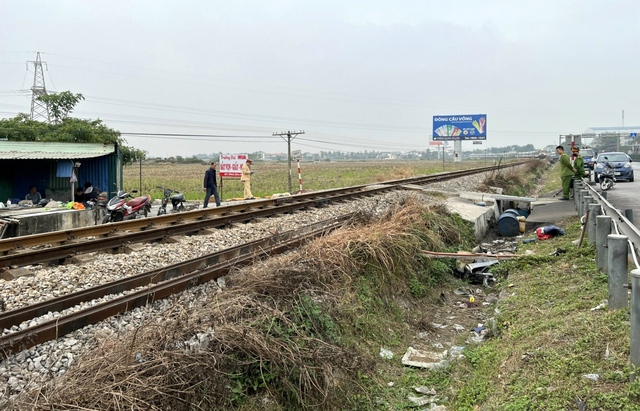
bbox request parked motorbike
[599,161,616,191]
[86,191,109,224]
[157,186,185,216]
[102,190,152,223]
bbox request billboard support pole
[442,146,445,171]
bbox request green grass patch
[442,220,638,410]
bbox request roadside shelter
[0,141,123,203]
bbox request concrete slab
[526,198,577,226]
[445,197,497,242]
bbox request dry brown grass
[478,160,546,196]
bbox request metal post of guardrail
[607,234,628,310]
[596,215,612,271]
[588,203,601,245]
[631,269,640,381]
[579,190,589,213]
[573,180,582,209]
[582,196,593,218]
[625,209,634,224]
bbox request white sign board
[219,153,248,178]
[291,150,302,159]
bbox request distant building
[583,126,640,150]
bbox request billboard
[433,114,486,141]
[219,153,248,178]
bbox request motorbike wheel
[601,178,613,191]
[101,215,112,224]
[158,208,166,216]
[113,213,124,222]
[177,204,185,212]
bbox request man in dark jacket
[203,162,221,208]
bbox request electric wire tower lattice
[28,52,50,123]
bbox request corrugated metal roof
[0,141,116,160]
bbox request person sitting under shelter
[83,182,99,202]
[74,187,85,203]
[25,186,42,204]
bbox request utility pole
[27,52,50,123]
[273,130,305,193]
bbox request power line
[121,132,277,138]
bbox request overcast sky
[1,0,639,157]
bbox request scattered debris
[576,396,587,411]
[408,395,433,407]
[548,248,567,257]
[421,250,517,259]
[414,386,437,395]
[379,347,394,359]
[401,347,449,370]
[449,346,465,359]
[582,373,599,381]
[387,381,395,387]
[453,324,465,332]
[590,300,607,311]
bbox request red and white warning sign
[219,153,248,178]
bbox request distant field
[123,160,493,201]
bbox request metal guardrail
[574,179,640,380]
[579,180,640,268]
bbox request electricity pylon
[28,52,50,123]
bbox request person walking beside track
[203,162,221,208]
[557,145,576,200]
[241,158,255,200]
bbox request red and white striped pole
[297,159,303,192]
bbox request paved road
[590,162,640,224]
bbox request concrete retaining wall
[0,208,96,238]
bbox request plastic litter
[449,346,465,359]
[379,347,394,359]
[590,300,607,311]
[582,373,599,381]
[414,386,437,395]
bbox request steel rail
[0,216,349,358]
[0,163,521,268]
[0,164,513,253]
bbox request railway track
[0,215,351,358]
[0,163,520,269]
